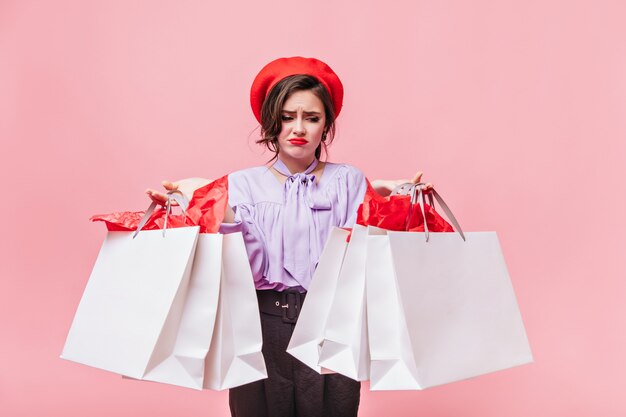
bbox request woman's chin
[281,148,316,160]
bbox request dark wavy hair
[256,74,336,162]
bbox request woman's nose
[293,117,306,135]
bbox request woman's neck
[277,155,317,174]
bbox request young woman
[147,57,431,417]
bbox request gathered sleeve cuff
[218,171,250,235]
[218,206,244,234]
[336,165,368,228]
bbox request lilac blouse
[218,158,367,292]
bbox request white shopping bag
[63,192,266,390]
[203,232,268,390]
[286,228,350,374]
[138,233,223,389]
[318,224,370,381]
[379,230,533,389]
[367,227,420,390]
[366,183,533,390]
[61,225,202,381]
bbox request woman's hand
[371,171,433,197]
[145,177,213,206]
[146,177,236,223]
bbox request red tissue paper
[90,176,229,234]
[356,179,454,232]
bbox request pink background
[2,0,625,415]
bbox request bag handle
[390,183,466,242]
[132,190,190,238]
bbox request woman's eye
[281,115,293,121]
[307,117,320,122]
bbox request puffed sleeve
[218,171,247,234]
[218,170,269,282]
[334,165,368,228]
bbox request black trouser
[229,291,361,417]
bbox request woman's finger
[161,180,179,191]
[145,189,178,206]
[146,189,167,204]
[411,171,423,183]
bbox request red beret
[250,56,344,124]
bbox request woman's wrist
[224,205,235,223]
[371,179,393,197]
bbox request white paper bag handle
[391,183,466,242]
[132,190,190,238]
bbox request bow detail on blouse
[272,158,320,288]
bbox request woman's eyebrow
[282,110,322,115]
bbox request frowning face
[276,89,327,165]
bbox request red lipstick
[289,138,308,146]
